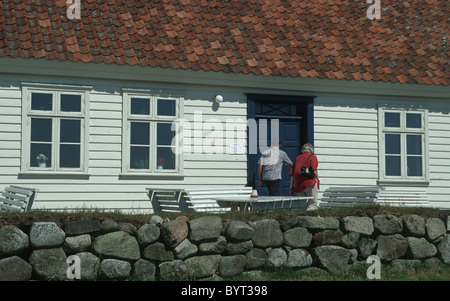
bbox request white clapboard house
[0,0,448,212]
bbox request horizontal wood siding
[314,95,450,209]
[314,96,379,191]
[0,80,248,213]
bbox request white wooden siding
[0,78,249,212]
[314,96,450,209]
[0,74,449,212]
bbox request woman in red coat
[289,143,319,211]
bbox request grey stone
[245,248,267,270]
[118,222,137,235]
[406,237,437,259]
[0,226,29,255]
[313,229,344,246]
[100,259,131,280]
[267,248,287,268]
[30,222,66,249]
[29,248,68,280]
[425,218,446,243]
[219,255,246,277]
[401,214,426,237]
[250,219,283,248]
[66,219,101,236]
[313,245,351,274]
[294,216,340,230]
[185,255,221,279]
[340,232,360,248]
[226,240,253,255]
[423,257,443,269]
[149,215,164,225]
[283,227,312,248]
[437,234,450,264]
[376,234,408,262]
[198,236,227,254]
[92,231,140,261]
[142,242,174,261]
[348,249,358,263]
[160,219,188,248]
[390,259,421,270]
[63,234,91,254]
[358,237,377,259]
[189,216,223,242]
[76,251,100,281]
[0,256,32,281]
[223,221,254,241]
[136,223,160,247]
[132,259,156,281]
[101,219,119,233]
[447,216,450,232]
[286,249,313,269]
[159,260,188,280]
[341,217,374,236]
[373,214,403,234]
[174,239,198,259]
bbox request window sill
[377,179,430,187]
[19,171,91,179]
[119,172,185,180]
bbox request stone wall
[0,214,449,280]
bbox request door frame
[246,94,315,190]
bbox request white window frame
[378,105,429,183]
[21,83,91,175]
[121,89,184,177]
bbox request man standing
[258,138,292,196]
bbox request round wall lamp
[214,95,223,103]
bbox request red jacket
[289,151,318,194]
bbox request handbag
[300,153,316,179]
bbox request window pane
[130,146,149,169]
[131,122,149,145]
[157,99,176,116]
[131,98,150,115]
[157,123,174,146]
[386,155,401,176]
[406,113,421,128]
[60,119,81,143]
[31,93,52,111]
[385,112,400,127]
[385,134,400,154]
[61,94,81,112]
[407,156,422,177]
[31,143,51,167]
[157,147,175,169]
[60,144,80,168]
[31,118,52,142]
[407,135,422,155]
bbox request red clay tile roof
[0,0,449,85]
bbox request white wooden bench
[146,187,253,213]
[0,186,38,212]
[320,186,429,208]
[183,187,253,212]
[319,186,382,207]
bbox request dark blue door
[248,118,300,196]
[247,95,314,197]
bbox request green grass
[221,263,450,281]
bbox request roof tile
[0,0,448,85]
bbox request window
[122,90,183,175]
[21,83,90,174]
[378,106,428,182]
